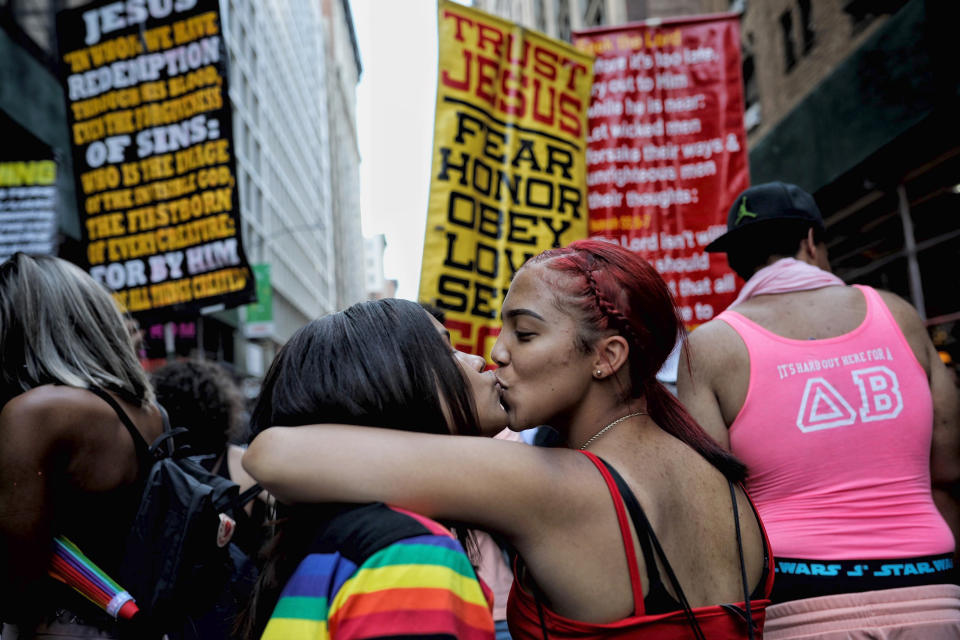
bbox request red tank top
[507,452,774,639]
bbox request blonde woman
[0,254,164,639]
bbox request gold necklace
[578,411,648,450]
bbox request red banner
[574,14,746,326]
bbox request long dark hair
[531,239,746,481]
[239,298,482,640]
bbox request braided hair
[530,239,746,481]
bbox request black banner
[56,0,254,317]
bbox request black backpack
[89,388,262,638]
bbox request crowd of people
[0,182,957,640]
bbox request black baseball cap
[705,181,825,253]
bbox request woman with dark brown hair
[238,298,503,640]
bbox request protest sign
[56,0,254,317]
[0,112,58,262]
[574,14,747,325]
[421,0,592,358]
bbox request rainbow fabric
[261,506,494,640]
[48,536,139,620]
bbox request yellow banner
[420,0,592,359]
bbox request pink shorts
[765,583,960,639]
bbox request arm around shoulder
[244,424,605,548]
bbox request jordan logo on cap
[735,197,757,226]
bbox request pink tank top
[719,285,954,560]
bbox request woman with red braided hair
[244,240,774,639]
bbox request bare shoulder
[687,317,740,351]
[873,288,932,370]
[0,385,161,455]
[1,386,111,437]
[874,289,926,333]
[685,317,747,374]
[0,387,122,479]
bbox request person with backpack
[244,240,774,639]
[0,254,165,639]
[237,298,499,640]
[150,359,271,640]
[151,359,269,557]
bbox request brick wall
[743,0,890,144]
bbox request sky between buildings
[354,0,468,301]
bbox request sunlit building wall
[222,0,365,353]
[322,0,365,311]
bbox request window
[780,10,797,72]
[584,0,605,27]
[558,0,571,43]
[799,0,815,54]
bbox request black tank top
[38,388,152,627]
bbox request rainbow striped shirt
[261,504,494,640]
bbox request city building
[732,0,960,361]
[0,0,366,375]
[472,0,722,43]
[363,233,397,300]
[323,0,365,311]
[473,0,960,359]
[222,0,365,374]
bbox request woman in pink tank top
[681,181,960,638]
[718,284,955,599]
[245,240,772,639]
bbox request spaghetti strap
[740,482,775,599]
[579,450,646,615]
[87,386,152,470]
[729,481,756,639]
[592,454,706,640]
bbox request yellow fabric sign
[420,0,592,359]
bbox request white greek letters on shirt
[795,366,904,433]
